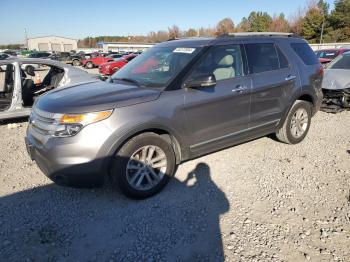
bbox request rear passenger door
[244,41,297,129]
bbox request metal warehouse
[27,36,78,52]
[97,42,155,52]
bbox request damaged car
[322,51,350,112]
[0,58,100,120]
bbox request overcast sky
[0,0,334,45]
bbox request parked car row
[314,48,350,65]
[98,54,138,77]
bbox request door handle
[232,85,246,93]
[285,75,296,81]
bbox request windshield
[327,53,350,69]
[111,46,201,87]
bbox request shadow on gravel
[0,163,229,261]
[0,117,28,125]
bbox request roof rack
[219,32,296,38]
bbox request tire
[86,61,94,69]
[72,59,81,66]
[341,95,350,108]
[276,100,312,144]
[112,66,120,73]
[111,132,176,199]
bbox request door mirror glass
[184,74,216,89]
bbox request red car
[99,54,138,77]
[315,48,350,65]
[82,56,115,69]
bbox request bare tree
[185,28,198,37]
[168,25,180,39]
[216,18,235,35]
[269,13,290,32]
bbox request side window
[245,43,279,74]
[276,47,289,68]
[290,43,319,65]
[187,44,243,82]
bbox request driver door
[182,44,252,153]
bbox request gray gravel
[0,110,350,262]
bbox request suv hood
[35,81,161,114]
[322,69,350,90]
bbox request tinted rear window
[245,43,279,74]
[291,43,319,65]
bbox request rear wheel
[72,59,81,66]
[86,61,94,69]
[276,100,312,144]
[111,132,176,199]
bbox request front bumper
[25,121,113,188]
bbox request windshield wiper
[113,77,141,87]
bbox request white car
[0,53,39,72]
[0,58,100,120]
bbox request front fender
[97,120,186,173]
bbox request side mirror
[184,74,216,89]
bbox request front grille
[30,107,58,135]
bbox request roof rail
[219,32,296,38]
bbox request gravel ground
[0,108,350,261]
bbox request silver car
[322,51,350,110]
[0,58,99,120]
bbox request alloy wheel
[290,108,309,139]
[126,145,167,191]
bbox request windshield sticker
[173,48,196,54]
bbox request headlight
[53,110,113,137]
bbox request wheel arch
[279,91,316,129]
[101,124,184,175]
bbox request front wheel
[276,100,312,144]
[111,133,176,199]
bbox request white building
[309,42,350,51]
[27,36,78,52]
[97,42,155,53]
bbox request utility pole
[320,10,325,44]
[24,28,28,49]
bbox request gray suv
[25,33,323,199]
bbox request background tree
[215,18,235,35]
[247,11,273,32]
[289,7,305,35]
[269,13,290,32]
[185,28,198,37]
[168,25,180,39]
[236,17,251,32]
[300,4,325,43]
[328,0,350,41]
